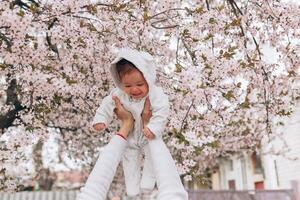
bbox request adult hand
[113,96,134,139]
[141,97,155,139]
[141,97,152,127]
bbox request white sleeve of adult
[147,88,169,138]
[148,138,188,200]
[76,136,127,200]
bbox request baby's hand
[93,123,106,132]
[143,127,155,140]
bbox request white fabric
[76,136,188,200]
[76,135,127,200]
[92,48,169,196]
[148,138,188,200]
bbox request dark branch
[181,38,198,66]
[0,32,13,50]
[179,99,194,134]
[46,33,59,59]
[149,8,186,19]
[11,0,31,9]
[0,79,25,130]
[227,0,243,16]
[47,124,78,132]
[206,0,210,10]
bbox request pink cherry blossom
[0,0,299,190]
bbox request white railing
[0,189,297,200]
[0,190,78,200]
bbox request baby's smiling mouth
[131,93,144,99]
[132,93,142,96]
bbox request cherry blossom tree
[0,0,299,190]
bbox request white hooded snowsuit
[92,48,169,196]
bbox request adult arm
[77,96,134,200]
[146,87,169,138]
[76,135,127,200]
[142,97,188,200]
[148,138,188,200]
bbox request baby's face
[120,69,149,100]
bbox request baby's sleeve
[92,92,116,127]
[147,87,170,138]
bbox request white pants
[122,144,156,197]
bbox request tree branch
[151,17,179,29]
[149,8,186,19]
[181,38,198,66]
[0,79,25,130]
[227,0,243,16]
[0,32,13,50]
[179,99,194,133]
[205,0,210,10]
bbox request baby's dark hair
[116,59,138,78]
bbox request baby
[92,48,169,197]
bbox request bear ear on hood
[139,50,157,78]
[140,51,154,62]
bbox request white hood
[110,48,156,91]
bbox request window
[251,152,263,174]
[228,180,236,190]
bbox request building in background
[212,105,300,192]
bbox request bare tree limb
[0,79,25,130]
[179,99,194,134]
